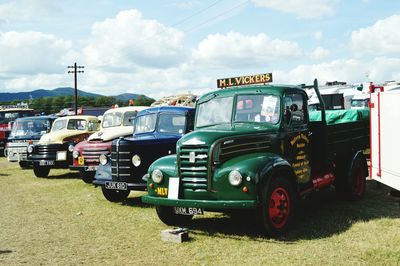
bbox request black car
[93,106,195,202]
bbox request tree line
[1,95,155,114]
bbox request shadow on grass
[0,250,13,255]
[44,172,81,180]
[0,173,10,176]
[185,181,400,241]
[122,196,153,209]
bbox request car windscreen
[135,113,157,134]
[102,112,123,128]
[67,119,87,130]
[123,111,139,126]
[10,119,51,137]
[196,96,234,127]
[158,114,186,134]
[51,119,68,132]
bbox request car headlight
[27,145,34,154]
[151,169,163,184]
[72,150,79,159]
[228,170,242,186]
[68,144,74,152]
[99,154,108,165]
[131,154,141,167]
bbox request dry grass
[0,157,399,265]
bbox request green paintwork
[144,82,370,212]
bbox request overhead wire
[170,0,223,27]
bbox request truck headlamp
[228,170,242,186]
[99,154,108,165]
[72,150,79,159]
[151,169,163,184]
[27,145,34,154]
[68,144,74,152]
[131,154,141,167]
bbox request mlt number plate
[105,181,127,190]
[173,207,204,216]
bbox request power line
[184,0,250,33]
[170,0,223,27]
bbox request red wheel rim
[354,167,365,197]
[268,187,290,229]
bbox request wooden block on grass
[161,228,189,243]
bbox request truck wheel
[155,206,193,226]
[80,170,95,184]
[33,165,50,178]
[336,155,366,200]
[101,187,130,202]
[19,161,28,168]
[260,177,295,237]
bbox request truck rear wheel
[80,170,95,184]
[336,155,366,200]
[101,187,130,202]
[260,177,295,237]
[33,165,50,178]
[155,206,193,226]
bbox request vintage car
[5,116,57,168]
[28,115,100,178]
[93,106,195,202]
[70,106,148,183]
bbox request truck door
[283,92,311,184]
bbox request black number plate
[173,207,204,216]
[105,181,127,190]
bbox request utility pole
[67,62,84,115]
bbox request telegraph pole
[67,62,84,115]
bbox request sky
[0,0,400,99]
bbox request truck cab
[5,116,56,168]
[142,74,370,237]
[28,115,100,178]
[70,106,147,183]
[93,106,195,202]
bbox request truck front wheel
[80,170,95,184]
[156,206,193,226]
[260,177,295,237]
[101,187,130,202]
[33,165,50,178]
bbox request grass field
[1,157,399,265]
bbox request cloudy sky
[0,0,399,99]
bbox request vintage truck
[5,116,56,168]
[0,105,35,156]
[93,106,195,202]
[28,115,100,178]
[142,74,370,237]
[70,106,147,183]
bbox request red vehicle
[70,106,147,183]
[0,105,35,156]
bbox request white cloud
[192,31,303,68]
[252,0,338,19]
[3,74,69,91]
[351,15,400,56]
[0,0,59,21]
[314,31,323,41]
[309,47,330,60]
[83,9,185,69]
[0,31,72,74]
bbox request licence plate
[85,165,98,171]
[105,181,127,190]
[39,160,54,166]
[173,207,204,216]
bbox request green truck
[142,74,369,236]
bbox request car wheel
[260,176,295,237]
[155,206,193,226]
[33,165,50,178]
[101,186,130,202]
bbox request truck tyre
[33,165,50,178]
[80,170,95,184]
[101,186,130,202]
[19,161,28,168]
[155,206,193,226]
[336,155,366,200]
[260,176,295,237]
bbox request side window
[284,93,307,125]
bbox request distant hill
[0,87,151,102]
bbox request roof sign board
[217,73,273,88]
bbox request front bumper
[69,165,99,172]
[7,147,28,162]
[28,143,72,169]
[141,195,257,210]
